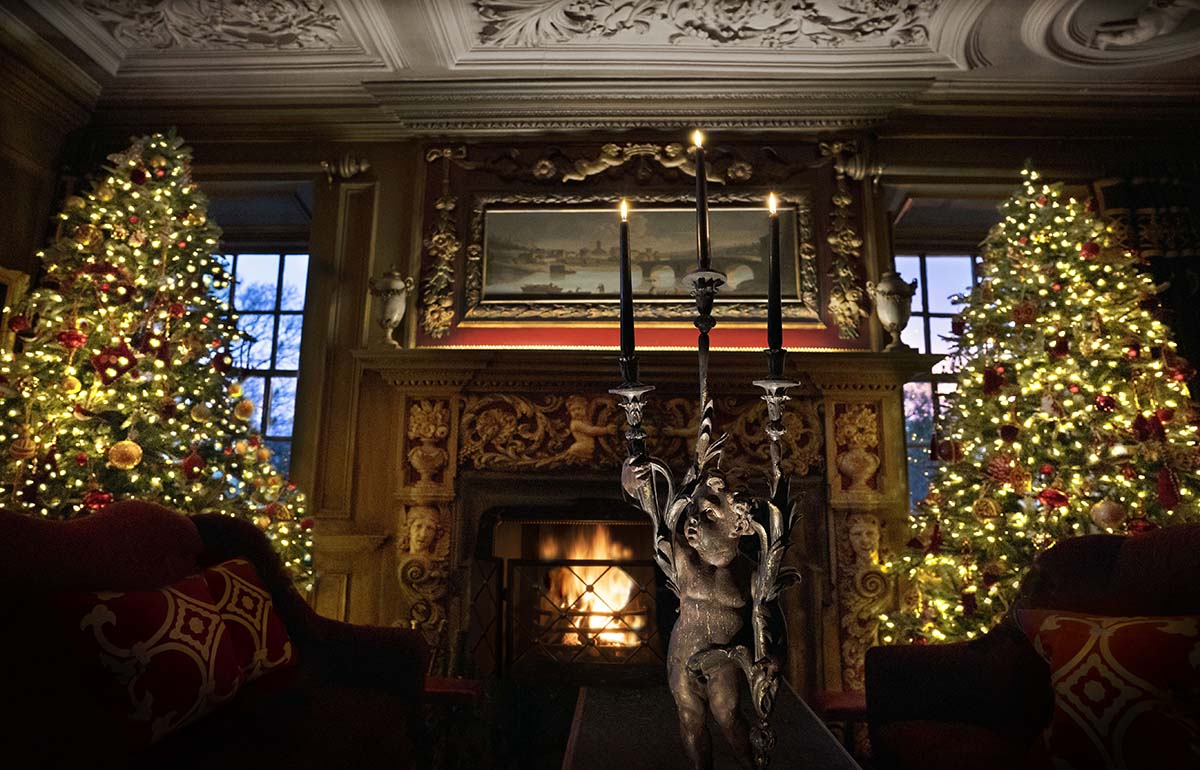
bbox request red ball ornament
[169,302,186,318]
[1126,344,1141,360]
[983,367,1006,396]
[129,168,147,185]
[129,215,139,224]
[57,328,88,349]
[7,315,30,334]
[1036,195,1048,206]
[950,316,966,336]
[1037,488,1070,508]
[1050,337,1069,358]
[1123,465,1137,480]
[1095,394,1117,412]
[999,424,1020,442]
[1156,407,1175,423]
[155,168,166,178]
[1018,236,1029,245]
[300,517,315,531]
[1080,242,1100,260]
[1040,463,1055,476]
[936,439,964,462]
[1127,516,1160,535]
[74,452,88,467]
[1068,383,1081,394]
[182,449,206,480]
[83,489,113,512]
[1051,283,1062,292]
[177,240,187,249]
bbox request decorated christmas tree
[0,131,313,591]
[886,168,1199,644]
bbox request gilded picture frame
[461,191,819,325]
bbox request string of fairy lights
[883,168,1197,643]
[0,132,313,592]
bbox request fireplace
[474,500,667,680]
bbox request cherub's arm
[570,418,616,437]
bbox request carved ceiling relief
[473,0,944,49]
[75,0,343,49]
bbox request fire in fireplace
[481,506,666,677]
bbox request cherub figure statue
[621,404,791,770]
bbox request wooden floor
[561,683,861,770]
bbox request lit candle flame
[619,198,629,222]
[692,129,704,148]
[768,192,778,215]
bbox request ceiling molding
[1023,0,1200,68]
[0,6,99,130]
[27,0,407,77]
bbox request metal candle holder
[611,255,800,769]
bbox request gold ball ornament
[184,211,206,227]
[64,195,86,211]
[1089,499,1128,530]
[73,224,104,250]
[973,496,1002,520]
[148,154,169,169]
[234,399,255,421]
[253,515,271,531]
[9,432,37,461]
[234,439,250,455]
[95,183,114,202]
[61,375,82,395]
[108,439,143,470]
[227,382,244,398]
[255,446,272,463]
[190,403,212,423]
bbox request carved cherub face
[847,514,880,561]
[566,396,587,420]
[407,506,439,553]
[684,471,753,567]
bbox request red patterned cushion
[1018,610,1200,770]
[56,573,242,746]
[202,558,296,682]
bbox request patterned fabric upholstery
[203,558,297,682]
[1018,610,1200,770]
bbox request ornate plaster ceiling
[12,0,1200,135]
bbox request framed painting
[0,267,31,352]
[462,192,819,324]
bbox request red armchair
[865,524,1200,770]
[0,501,428,770]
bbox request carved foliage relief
[406,398,452,491]
[474,0,943,49]
[836,510,891,691]
[832,402,881,497]
[458,392,823,477]
[77,0,343,50]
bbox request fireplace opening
[483,502,668,680]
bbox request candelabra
[610,133,800,770]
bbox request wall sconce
[369,267,415,348]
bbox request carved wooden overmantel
[331,347,935,695]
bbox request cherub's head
[683,469,753,567]
[407,505,440,554]
[566,395,588,420]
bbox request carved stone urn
[836,445,880,492]
[867,270,918,352]
[369,267,415,348]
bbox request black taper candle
[693,130,711,270]
[618,199,635,361]
[767,193,783,354]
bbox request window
[896,254,979,510]
[220,252,309,474]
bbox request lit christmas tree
[886,168,1199,644]
[0,131,313,591]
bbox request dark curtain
[1094,177,1200,385]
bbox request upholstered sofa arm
[304,617,429,701]
[865,624,1051,735]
